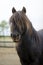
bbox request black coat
[16,29,43,65]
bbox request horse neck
[22,27,39,47]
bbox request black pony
[9,7,43,65]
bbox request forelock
[13,12,24,23]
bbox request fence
[0,36,15,48]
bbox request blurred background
[0,0,43,65]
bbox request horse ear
[22,7,26,13]
[12,7,16,13]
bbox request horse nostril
[11,33,17,38]
[13,33,19,37]
[11,33,20,39]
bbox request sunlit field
[0,37,21,65]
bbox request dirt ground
[0,48,21,65]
